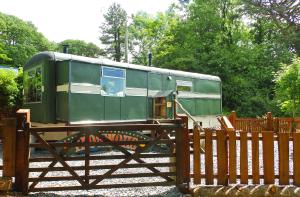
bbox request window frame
[24,65,43,104]
[176,80,193,92]
[100,66,126,97]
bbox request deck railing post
[229,111,237,128]
[176,115,190,193]
[2,118,16,177]
[15,109,30,195]
[267,112,273,131]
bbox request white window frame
[176,80,193,92]
[100,66,126,97]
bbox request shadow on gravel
[26,187,183,197]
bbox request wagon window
[101,66,125,97]
[24,66,42,103]
[176,80,192,92]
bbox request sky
[0,0,177,47]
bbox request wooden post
[293,132,300,186]
[193,126,201,184]
[2,118,16,177]
[266,112,273,131]
[228,130,237,184]
[229,111,237,128]
[15,109,30,195]
[278,132,289,185]
[251,131,260,184]
[205,128,213,185]
[175,115,190,193]
[262,131,275,184]
[216,130,228,185]
[240,130,248,184]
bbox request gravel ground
[0,148,183,197]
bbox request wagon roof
[25,51,221,81]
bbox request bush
[0,69,22,112]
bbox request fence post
[176,115,190,193]
[2,118,16,177]
[229,111,237,128]
[15,109,30,195]
[266,112,273,131]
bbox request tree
[99,3,127,62]
[57,39,104,57]
[275,58,300,117]
[243,0,300,55]
[129,11,179,65]
[0,12,54,67]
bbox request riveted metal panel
[70,61,100,84]
[69,94,104,122]
[195,99,222,115]
[194,79,220,94]
[126,69,147,88]
[56,61,69,85]
[104,97,121,120]
[56,92,68,121]
[178,98,196,116]
[148,73,162,90]
[121,96,147,120]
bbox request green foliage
[57,39,104,58]
[128,0,294,117]
[275,58,300,117]
[0,12,54,68]
[0,69,22,110]
[99,3,127,62]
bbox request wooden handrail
[174,99,204,132]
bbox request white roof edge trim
[47,52,221,81]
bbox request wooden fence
[190,122,300,186]
[228,111,300,133]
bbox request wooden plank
[193,126,201,184]
[251,131,260,184]
[29,172,177,182]
[293,132,300,186]
[29,162,176,172]
[216,130,228,185]
[278,132,289,185]
[30,181,176,192]
[29,123,181,132]
[228,130,237,184]
[240,131,248,184]
[262,131,275,184]
[29,153,176,162]
[205,129,213,185]
[2,118,16,177]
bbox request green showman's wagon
[23,52,222,129]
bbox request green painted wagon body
[23,52,222,128]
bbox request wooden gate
[12,111,190,195]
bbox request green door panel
[104,97,121,120]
